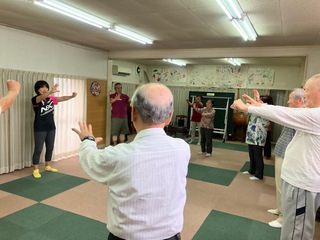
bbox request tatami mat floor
[0,135,319,240]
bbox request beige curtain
[53,76,86,160]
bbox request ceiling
[0,0,318,65]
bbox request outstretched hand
[72,121,103,144]
[242,94,263,106]
[51,84,60,94]
[252,89,260,102]
[230,99,249,113]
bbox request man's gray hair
[293,88,305,103]
[131,83,173,124]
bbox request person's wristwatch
[82,135,95,142]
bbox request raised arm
[248,105,320,135]
[186,98,193,107]
[193,103,204,113]
[0,80,21,114]
[35,83,59,103]
[56,92,77,103]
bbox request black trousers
[263,131,271,158]
[248,144,264,179]
[32,130,56,165]
[108,232,181,240]
[201,127,213,154]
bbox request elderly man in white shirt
[0,80,20,116]
[231,74,320,240]
[73,83,190,240]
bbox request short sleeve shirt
[191,103,202,122]
[245,114,269,146]
[110,93,129,118]
[32,95,58,131]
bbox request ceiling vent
[112,65,131,76]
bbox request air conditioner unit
[112,65,131,76]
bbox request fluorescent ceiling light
[109,25,153,45]
[34,0,153,44]
[216,0,232,19]
[225,58,241,66]
[162,59,187,67]
[216,0,257,41]
[108,29,148,45]
[34,0,111,28]
[231,19,248,41]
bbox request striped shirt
[273,127,296,159]
[78,128,190,240]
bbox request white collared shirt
[79,128,190,240]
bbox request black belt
[164,232,181,240]
[108,232,181,240]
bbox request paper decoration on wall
[152,68,187,83]
[187,66,217,86]
[247,68,274,86]
[216,66,245,87]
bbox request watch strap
[82,135,95,142]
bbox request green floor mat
[240,161,275,178]
[187,163,238,186]
[212,141,248,152]
[192,210,281,240]
[188,139,248,152]
[0,172,89,202]
[0,203,109,240]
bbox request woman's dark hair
[260,95,274,105]
[34,80,49,95]
[207,99,214,105]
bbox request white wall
[0,26,108,79]
[111,60,147,84]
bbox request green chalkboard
[188,91,234,139]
